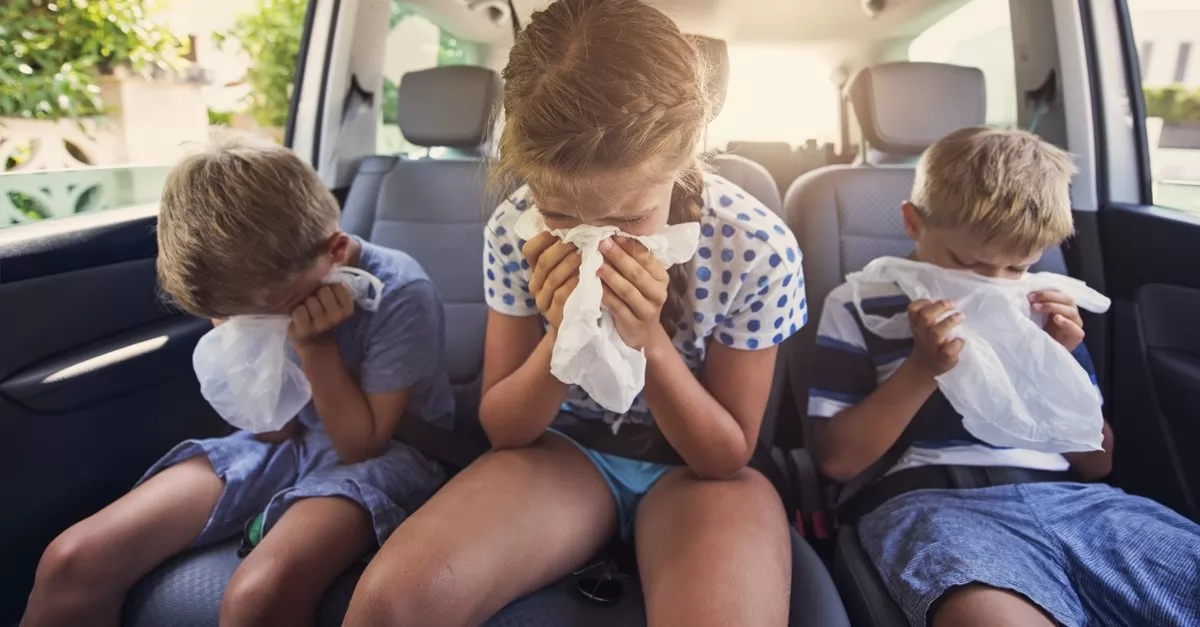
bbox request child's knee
[345,556,464,627]
[35,524,113,591]
[220,561,291,625]
[932,584,1055,627]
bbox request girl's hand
[290,283,355,347]
[598,237,669,350]
[1030,289,1085,352]
[524,232,581,330]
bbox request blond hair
[494,0,713,330]
[157,131,340,318]
[911,126,1077,255]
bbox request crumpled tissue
[846,256,1111,453]
[514,210,700,418]
[192,266,384,433]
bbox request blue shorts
[137,426,446,548]
[858,481,1200,626]
[550,430,675,538]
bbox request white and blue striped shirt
[808,281,1100,475]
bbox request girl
[344,1,807,625]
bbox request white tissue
[193,265,385,433]
[847,256,1111,453]
[514,210,700,416]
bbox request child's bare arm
[290,283,402,463]
[815,361,939,482]
[1064,420,1114,480]
[815,299,965,482]
[296,341,403,463]
[1030,290,1112,480]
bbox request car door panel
[1138,283,1200,509]
[2,316,211,413]
[0,212,224,622]
[1098,204,1200,522]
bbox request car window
[907,0,1017,130]
[0,0,304,231]
[705,46,839,150]
[1129,0,1200,214]
[378,5,479,156]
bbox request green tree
[215,0,307,129]
[1144,85,1200,124]
[0,0,184,120]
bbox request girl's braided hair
[492,0,715,332]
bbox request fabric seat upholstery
[788,62,1066,322]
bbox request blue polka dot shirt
[482,173,808,429]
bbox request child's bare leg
[21,456,222,627]
[219,496,373,627]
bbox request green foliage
[215,0,307,129]
[382,79,400,126]
[207,108,233,126]
[1144,85,1200,124]
[0,0,184,120]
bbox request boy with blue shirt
[22,133,452,627]
[810,127,1200,626]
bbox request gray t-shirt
[296,239,454,431]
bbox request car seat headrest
[688,34,729,118]
[845,62,986,156]
[397,65,500,149]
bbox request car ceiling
[404,0,972,47]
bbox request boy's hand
[907,299,965,378]
[1030,289,1085,352]
[290,283,354,346]
[524,232,581,330]
[599,237,669,350]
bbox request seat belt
[1024,69,1057,133]
[321,74,374,187]
[506,0,520,39]
[834,400,932,514]
[393,415,488,472]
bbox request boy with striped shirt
[810,127,1200,626]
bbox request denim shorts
[858,481,1200,626]
[137,427,446,548]
[550,429,676,537]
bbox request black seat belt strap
[835,403,932,514]
[393,416,487,472]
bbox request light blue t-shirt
[483,173,808,436]
[295,239,454,431]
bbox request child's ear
[901,202,922,240]
[328,232,352,264]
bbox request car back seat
[340,65,501,450]
[124,64,849,627]
[782,61,1070,627]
